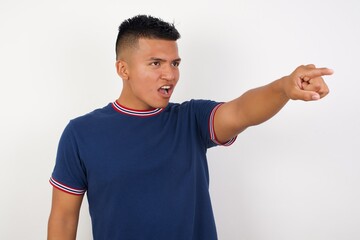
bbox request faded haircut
[115,15,181,60]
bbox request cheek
[132,70,159,91]
[174,70,180,83]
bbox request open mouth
[158,85,172,95]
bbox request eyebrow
[148,57,181,62]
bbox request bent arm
[48,188,84,240]
[214,64,333,143]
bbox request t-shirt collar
[112,101,164,117]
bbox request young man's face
[117,38,181,110]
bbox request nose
[161,64,177,81]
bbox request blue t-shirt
[50,100,236,240]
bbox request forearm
[233,77,289,127]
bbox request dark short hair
[115,15,181,59]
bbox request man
[48,15,333,239]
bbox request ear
[115,60,129,80]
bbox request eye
[172,61,180,67]
[150,61,160,66]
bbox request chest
[78,117,205,191]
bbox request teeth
[159,85,171,95]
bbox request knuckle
[306,64,316,68]
[313,82,322,91]
[322,88,330,96]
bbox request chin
[156,103,170,109]
[152,100,170,109]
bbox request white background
[1,0,359,239]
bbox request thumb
[292,89,321,101]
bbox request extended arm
[48,188,84,240]
[214,64,333,143]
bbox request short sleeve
[50,122,87,195]
[191,100,237,148]
[208,103,237,146]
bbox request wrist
[272,77,290,101]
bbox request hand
[282,64,333,101]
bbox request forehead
[134,38,179,59]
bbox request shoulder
[164,100,221,124]
[167,99,219,112]
[67,103,115,130]
[73,102,113,120]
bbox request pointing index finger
[302,67,334,80]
